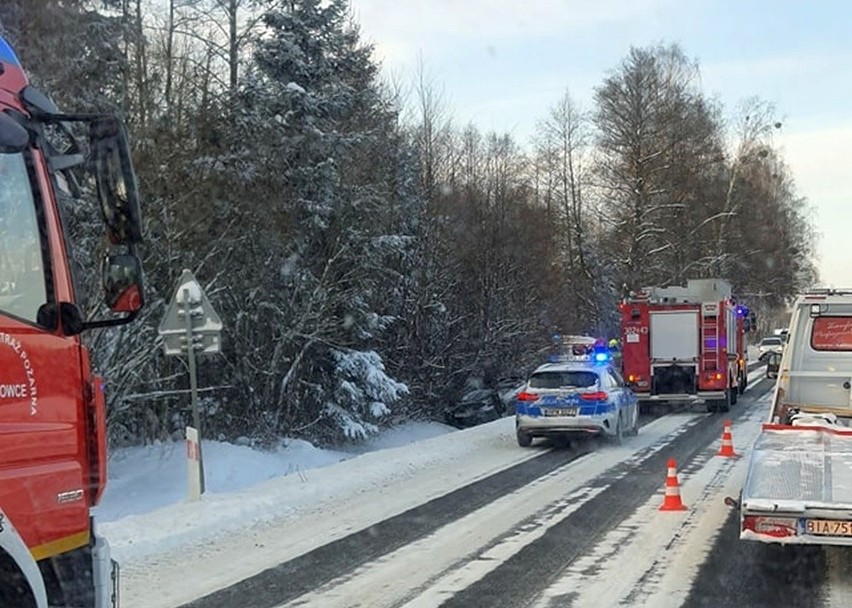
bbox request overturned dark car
[443,378,524,428]
[444,388,505,428]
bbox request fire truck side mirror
[103,254,144,313]
[0,111,29,152]
[90,116,143,246]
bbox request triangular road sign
[158,269,223,355]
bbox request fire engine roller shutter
[650,311,699,361]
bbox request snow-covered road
[282,410,705,608]
[105,415,543,607]
[100,366,851,608]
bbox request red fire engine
[0,36,143,607]
[620,279,753,413]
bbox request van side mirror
[90,116,143,246]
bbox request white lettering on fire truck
[0,384,26,398]
[0,332,39,415]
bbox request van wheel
[517,430,532,447]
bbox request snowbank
[96,421,454,523]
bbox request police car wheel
[517,430,532,447]
[628,409,639,436]
[611,415,623,445]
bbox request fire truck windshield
[0,152,46,323]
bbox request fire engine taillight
[715,373,722,380]
[628,374,636,383]
[517,391,540,402]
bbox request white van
[739,290,852,546]
[771,290,852,425]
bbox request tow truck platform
[740,423,852,544]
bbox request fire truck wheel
[720,389,732,412]
[731,387,738,406]
[0,552,37,608]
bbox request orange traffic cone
[717,419,737,458]
[659,458,688,511]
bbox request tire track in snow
[395,415,705,608]
[534,374,771,607]
[825,546,852,608]
[554,400,767,608]
[681,378,825,608]
[437,378,775,608]
[181,408,699,608]
[179,445,589,608]
[534,368,772,606]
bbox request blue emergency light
[591,344,610,363]
[0,36,22,68]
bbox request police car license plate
[805,519,852,536]
[545,408,577,417]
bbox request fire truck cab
[620,279,752,413]
[0,35,144,607]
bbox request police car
[514,350,639,447]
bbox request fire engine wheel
[731,387,738,406]
[707,391,732,413]
[0,552,37,608]
[720,389,732,412]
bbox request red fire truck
[0,36,143,607]
[620,279,753,413]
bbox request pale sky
[349,0,852,287]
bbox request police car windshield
[529,371,598,389]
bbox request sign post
[158,269,222,498]
[186,426,202,501]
